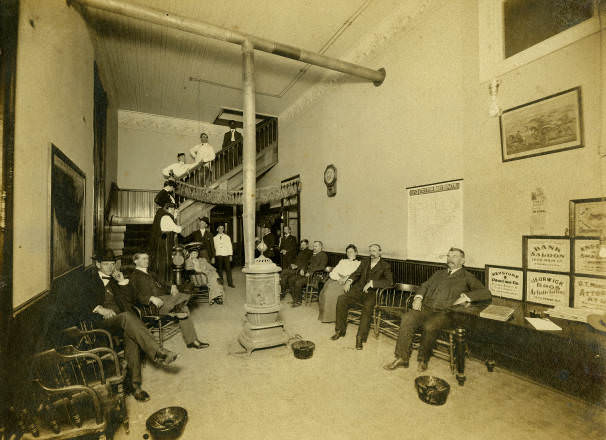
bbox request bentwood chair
[131,303,181,348]
[373,283,418,338]
[303,267,331,305]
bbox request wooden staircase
[104,118,278,255]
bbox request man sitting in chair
[280,239,312,299]
[332,243,393,350]
[290,240,328,308]
[129,252,209,350]
[63,249,178,402]
[384,247,491,372]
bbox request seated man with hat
[129,251,209,349]
[62,249,179,402]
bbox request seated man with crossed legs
[384,247,491,372]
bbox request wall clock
[324,164,337,197]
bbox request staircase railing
[177,117,278,192]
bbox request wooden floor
[116,269,606,440]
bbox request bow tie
[101,275,112,280]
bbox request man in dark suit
[154,179,176,207]
[129,252,209,350]
[279,225,298,269]
[291,241,328,307]
[261,227,278,262]
[187,216,215,263]
[333,243,393,350]
[384,247,491,372]
[222,120,243,149]
[63,249,178,402]
[280,239,311,298]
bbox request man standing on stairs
[214,224,235,288]
[149,202,182,284]
[222,120,243,149]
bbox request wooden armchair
[373,283,418,338]
[22,344,129,439]
[302,267,331,305]
[132,303,181,347]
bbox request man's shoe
[228,284,236,288]
[187,340,210,349]
[155,349,179,366]
[355,337,363,350]
[168,311,188,319]
[383,358,409,371]
[291,302,301,308]
[330,333,344,341]
[132,386,150,402]
[417,360,428,372]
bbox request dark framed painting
[500,87,583,162]
[51,144,86,282]
[569,197,606,238]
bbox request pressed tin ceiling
[83,0,412,123]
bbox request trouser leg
[335,289,362,335]
[418,311,451,363]
[178,306,197,345]
[293,275,306,303]
[124,334,143,385]
[394,310,426,361]
[224,258,233,285]
[281,270,293,293]
[215,256,225,280]
[357,290,377,341]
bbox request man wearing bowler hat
[64,249,179,402]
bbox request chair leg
[448,332,455,374]
[158,319,164,348]
[374,310,381,338]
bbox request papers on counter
[545,306,603,323]
[525,317,562,331]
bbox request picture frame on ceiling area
[500,87,583,162]
[50,144,86,283]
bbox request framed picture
[523,236,570,273]
[51,144,86,282]
[573,275,606,311]
[500,87,583,162]
[485,265,524,301]
[572,237,606,277]
[569,197,606,238]
[526,270,570,307]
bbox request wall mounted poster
[526,271,570,307]
[524,236,570,272]
[486,265,524,300]
[573,238,606,276]
[573,276,606,311]
[407,179,463,262]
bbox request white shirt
[135,267,148,274]
[160,215,183,233]
[162,161,193,178]
[230,129,236,142]
[190,143,216,163]
[214,233,233,257]
[329,258,361,281]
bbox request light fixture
[488,78,501,117]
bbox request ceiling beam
[68,0,386,86]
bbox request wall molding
[118,110,219,137]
